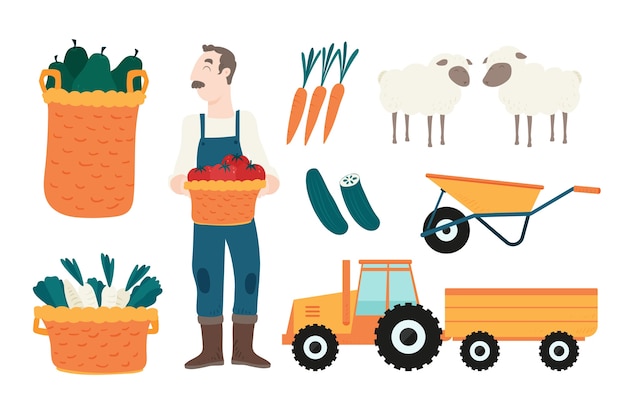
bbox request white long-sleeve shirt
[171,111,278,179]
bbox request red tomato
[222,154,250,170]
[240,161,266,180]
[188,166,212,181]
[211,162,237,180]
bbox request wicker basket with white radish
[33,253,162,374]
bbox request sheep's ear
[515,52,527,60]
[436,59,448,66]
[467,59,473,65]
[482,57,487,64]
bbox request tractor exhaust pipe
[342,260,350,325]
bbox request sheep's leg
[427,115,433,147]
[527,115,533,147]
[514,115,520,145]
[391,112,398,144]
[563,112,568,144]
[405,114,410,142]
[549,114,555,142]
[440,114,445,145]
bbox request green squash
[63,39,88,79]
[45,55,74,91]
[71,46,118,93]
[111,49,143,92]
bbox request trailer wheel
[292,324,339,371]
[539,331,579,371]
[423,207,470,254]
[460,331,500,371]
[375,303,442,371]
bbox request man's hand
[258,175,279,198]
[170,174,190,196]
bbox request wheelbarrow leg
[476,216,531,246]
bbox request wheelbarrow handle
[573,186,601,194]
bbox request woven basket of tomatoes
[184,154,266,226]
[39,40,148,218]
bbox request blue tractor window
[389,271,417,307]
[355,270,386,315]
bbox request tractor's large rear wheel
[374,303,442,371]
[292,324,339,371]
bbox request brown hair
[202,44,236,84]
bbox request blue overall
[192,111,260,318]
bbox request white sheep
[482,46,581,147]
[378,54,471,146]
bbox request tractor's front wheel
[292,324,339,371]
[423,206,470,254]
[374,303,442,371]
[539,331,579,371]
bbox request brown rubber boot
[231,315,270,368]
[185,319,224,369]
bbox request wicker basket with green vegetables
[33,253,162,374]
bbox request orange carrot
[323,42,359,143]
[304,85,327,144]
[286,48,320,144]
[304,43,338,145]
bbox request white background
[2,0,623,415]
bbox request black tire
[539,331,579,371]
[460,331,500,371]
[374,303,442,371]
[422,207,470,254]
[292,324,339,371]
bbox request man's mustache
[191,81,205,89]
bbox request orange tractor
[282,260,597,371]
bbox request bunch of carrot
[286,42,359,145]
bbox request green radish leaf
[87,278,106,307]
[34,276,68,307]
[127,277,162,308]
[125,264,150,291]
[101,253,115,287]
[60,258,83,285]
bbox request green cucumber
[306,168,348,235]
[340,173,380,231]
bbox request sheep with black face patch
[483,46,581,147]
[378,54,471,146]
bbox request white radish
[63,279,83,308]
[101,286,118,307]
[116,288,131,307]
[79,284,99,308]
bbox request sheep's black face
[449,66,470,87]
[483,63,512,87]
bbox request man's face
[190,50,230,103]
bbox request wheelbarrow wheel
[423,206,470,253]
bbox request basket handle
[33,316,48,335]
[573,186,601,194]
[40,69,61,93]
[127,69,149,94]
[148,318,159,334]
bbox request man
[170,44,279,369]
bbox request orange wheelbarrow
[420,173,601,253]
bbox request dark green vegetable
[340,173,380,231]
[306,168,348,235]
[127,277,163,308]
[45,55,75,90]
[71,46,117,92]
[63,39,88,78]
[60,258,84,285]
[33,276,68,307]
[111,48,143,92]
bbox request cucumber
[340,173,380,231]
[306,168,348,235]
